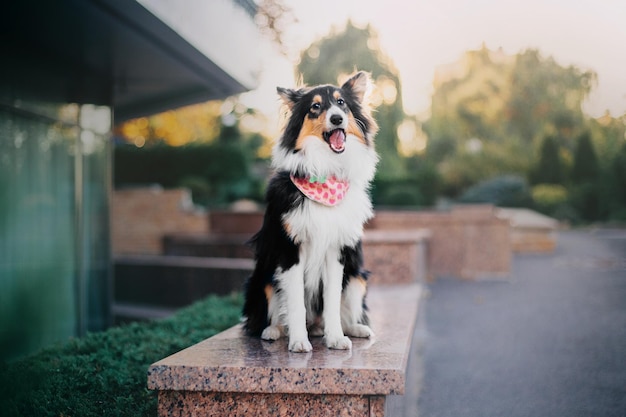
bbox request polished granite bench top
[148,284,423,396]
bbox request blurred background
[2,0,625,361]
[116,0,626,219]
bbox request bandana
[290,175,350,207]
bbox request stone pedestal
[148,284,423,416]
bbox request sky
[241,0,626,125]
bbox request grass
[0,293,243,417]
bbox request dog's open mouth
[324,129,346,154]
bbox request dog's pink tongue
[329,130,346,153]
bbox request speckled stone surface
[148,285,422,401]
[157,391,386,417]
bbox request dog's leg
[277,262,312,353]
[342,276,374,338]
[323,252,352,350]
[261,284,285,341]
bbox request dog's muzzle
[324,129,346,153]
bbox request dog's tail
[242,270,270,337]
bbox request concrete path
[417,229,626,417]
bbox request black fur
[242,172,302,336]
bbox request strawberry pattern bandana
[290,174,350,207]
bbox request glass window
[0,101,111,360]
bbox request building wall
[2,0,261,361]
[0,100,111,360]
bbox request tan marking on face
[264,284,273,303]
[346,115,367,144]
[333,91,342,101]
[295,106,328,150]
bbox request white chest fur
[282,183,372,278]
[274,132,378,277]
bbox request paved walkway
[417,229,626,417]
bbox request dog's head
[273,71,378,181]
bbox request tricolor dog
[242,71,379,352]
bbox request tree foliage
[570,131,601,222]
[424,45,608,212]
[607,144,626,220]
[505,50,595,143]
[421,44,626,222]
[115,101,223,147]
[114,120,265,207]
[531,135,564,185]
[296,21,406,179]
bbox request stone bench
[147,283,424,416]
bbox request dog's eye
[337,98,345,106]
[311,103,321,111]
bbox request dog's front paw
[344,324,374,339]
[289,338,313,353]
[325,335,352,350]
[261,325,283,341]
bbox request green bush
[530,135,563,185]
[372,158,442,207]
[569,181,602,222]
[459,175,533,207]
[531,183,568,216]
[377,183,424,207]
[0,293,243,417]
[114,142,260,207]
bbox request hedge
[0,293,243,417]
[114,142,263,207]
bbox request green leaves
[0,293,243,417]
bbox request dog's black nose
[330,114,343,126]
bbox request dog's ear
[341,71,370,103]
[277,87,303,110]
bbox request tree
[296,21,406,179]
[571,131,599,184]
[426,45,512,156]
[531,135,563,185]
[589,116,626,221]
[506,50,596,144]
[607,144,626,220]
[424,45,597,200]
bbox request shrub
[531,183,568,216]
[0,293,243,417]
[530,135,563,185]
[378,184,424,207]
[571,131,599,184]
[459,175,533,207]
[373,158,442,207]
[114,142,260,207]
[569,181,602,222]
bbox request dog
[242,71,379,352]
